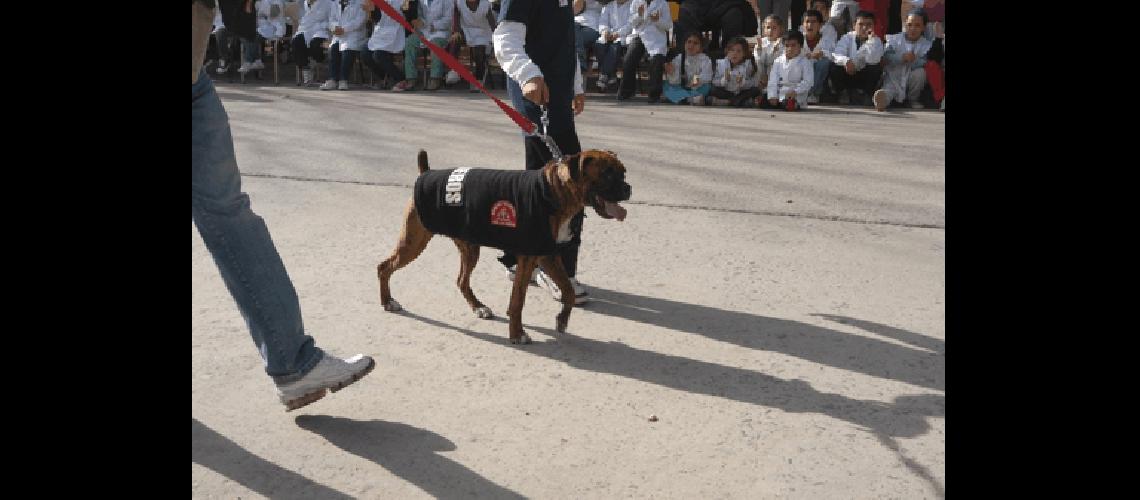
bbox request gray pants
[883,68,926,104]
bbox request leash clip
[538,105,563,162]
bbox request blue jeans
[241,35,262,63]
[811,57,831,96]
[192,69,323,384]
[328,43,359,82]
[594,40,625,79]
[574,25,600,72]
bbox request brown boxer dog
[377,149,631,344]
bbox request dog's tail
[417,150,430,174]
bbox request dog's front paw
[474,306,494,319]
[509,333,532,345]
[383,299,403,312]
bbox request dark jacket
[414,168,564,256]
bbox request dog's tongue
[604,200,627,221]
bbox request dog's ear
[565,154,584,182]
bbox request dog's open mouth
[594,194,627,221]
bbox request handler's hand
[523,76,549,105]
[573,93,585,115]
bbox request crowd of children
[205,0,946,112]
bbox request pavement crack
[241,172,944,230]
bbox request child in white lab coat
[766,29,814,110]
[320,0,369,90]
[753,13,784,103]
[594,0,634,92]
[662,32,713,105]
[708,36,761,107]
[828,9,883,106]
[873,9,932,111]
[617,0,673,103]
[455,0,495,91]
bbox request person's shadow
[585,286,944,392]
[294,416,527,500]
[192,418,354,500]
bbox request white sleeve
[598,5,611,36]
[713,59,728,87]
[864,36,885,65]
[795,60,813,95]
[766,60,779,97]
[699,56,713,85]
[665,54,679,84]
[630,1,646,29]
[832,34,851,66]
[493,20,544,87]
[654,2,672,32]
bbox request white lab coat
[332,0,369,50]
[767,53,813,100]
[367,0,407,52]
[803,31,836,63]
[213,7,225,32]
[628,0,672,56]
[256,0,288,40]
[753,37,783,87]
[575,0,604,30]
[713,58,759,93]
[298,0,335,43]
[666,52,713,87]
[881,32,932,101]
[418,0,454,41]
[599,0,636,45]
[456,0,494,48]
[831,32,883,70]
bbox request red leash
[369,0,537,135]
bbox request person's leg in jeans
[340,50,359,84]
[292,33,309,71]
[327,42,344,82]
[812,57,830,98]
[309,37,328,64]
[646,53,666,102]
[619,37,646,99]
[192,69,374,409]
[216,27,235,72]
[575,25,601,73]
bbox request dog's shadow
[294,416,527,499]
[586,286,944,391]
[401,310,943,440]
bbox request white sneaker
[872,89,889,111]
[215,61,228,74]
[806,94,819,105]
[302,68,314,84]
[338,80,349,90]
[445,69,461,85]
[251,59,265,70]
[275,353,375,411]
[319,79,338,90]
[534,269,589,305]
[596,75,607,90]
[237,61,253,73]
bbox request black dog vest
[414,168,564,256]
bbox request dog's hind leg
[378,202,433,312]
[539,255,576,334]
[452,239,493,319]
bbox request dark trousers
[328,43,359,82]
[292,34,328,70]
[618,37,666,100]
[362,48,403,85]
[675,2,750,58]
[709,86,762,107]
[501,76,584,276]
[829,63,882,96]
[790,0,806,31]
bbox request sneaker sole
[283,357,376,412]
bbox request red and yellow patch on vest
[490,200,518,228]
